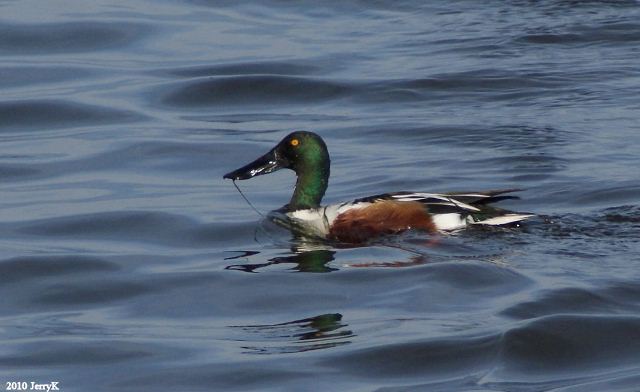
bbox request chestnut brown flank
[328,200,436,243]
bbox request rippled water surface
[2,1,640,391]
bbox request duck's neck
[289,161,329,211]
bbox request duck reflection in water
[225,239,429,272]
[230,313,353,355]
[225,248,338,273]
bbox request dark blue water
[2,1,640,391]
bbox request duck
[223,131,533,243]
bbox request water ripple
[0,255,119,284]
[324,333,498,379]
[0,340,153,367]
[0,100,144,132]
[0,21,149,54]
[161,75,353,107]
[11,210,257,248]
[0,66,95,88]
[498,315,640,376]
[519,22,640,46]
[502,280,640,319]
[160,60,322,78]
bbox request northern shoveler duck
[223,131,533,243]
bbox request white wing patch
[391,193,480,212]
[431,213,467,231]
[472,214,534,226]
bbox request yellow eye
[290,138,299,146]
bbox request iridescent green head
[223,131,331,211]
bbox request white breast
[287,208,328,237]
[286,202,372,238]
